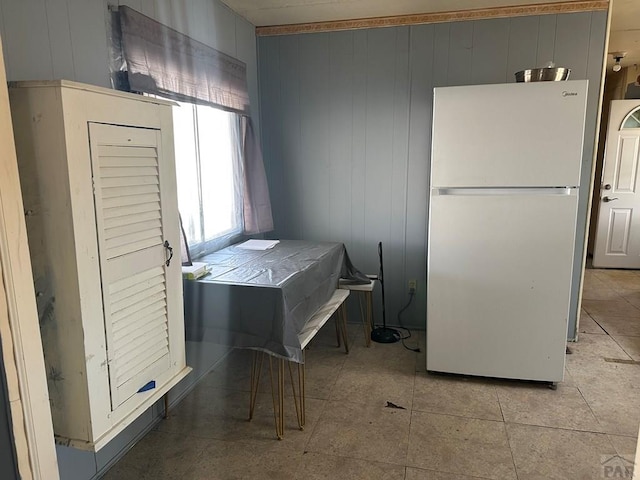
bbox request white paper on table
[237,239,280,250]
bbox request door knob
[603,184,612,190]
[603,196,618,203]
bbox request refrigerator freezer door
[426,191,578,382]
[431,80,588,188]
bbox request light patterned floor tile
[582,299,640,319]
[496,383,603,432]
[405,467,493,479]
[589,314,640,337]
[306,400,411,465]
[566,333,632,360]
[578,310,606,334]
[507,423,617,480]
[296,452,405,480]
[413,373,502,421]
[407,412,516,480]
[102,430,209,480]
[156,386,327,450]
[612,335,640,361]
[187,439,303,479]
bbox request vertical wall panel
[568,11,606,339]
[67,0,110,87]
[447,22,473,86]
[152,0,187,34]
[406,23,434,325]
[0,0,53,80]
[279,35,303,239]
[260,36,286,235]
[587,12,607,82]
[299,33,330,240]
[471,18,510,84]
[432,23,450,88]
[210,0,237,55]
[507,16,540,83]
[328,31,354,244]
[139,0,155,17]
[45,0,76,80]
[118,0,142,10]
[186,0,212,46]
[554,12,591,78]
[363,27,397,270]
[350,30,368,264]
[235,16,260,134]
[258,11,608,331]
[387,26,411,319]
[536,14,557,66]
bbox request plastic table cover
[183,240,366,363]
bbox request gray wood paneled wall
[258,11,607,335]
[0,0,260,134]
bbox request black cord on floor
[397,291,420,352]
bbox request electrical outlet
[408,279,417,292]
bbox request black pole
[371,242,400,343]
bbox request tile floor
[105,268,639,479]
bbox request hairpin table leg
[339,303,350,354]
[163,393,169,419]
[268,355,285,439]
[359,292,372,347]
[288,351,306,431]
[249,351,263,421]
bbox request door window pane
[622,108,640,129]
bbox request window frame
[160,97,245,258]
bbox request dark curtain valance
[114,6,250,114]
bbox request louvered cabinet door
[89,123,178,410]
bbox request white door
[593,100,640,268]
[89,123,179,409]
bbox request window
[622,107,640,129]
[170,100,244,257]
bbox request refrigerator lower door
[426,190,578,382]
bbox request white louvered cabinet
[9,80,191,451]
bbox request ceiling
[221,0,640,76]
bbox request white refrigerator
[426,80,588,383]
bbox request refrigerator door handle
[433,187,578,196]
